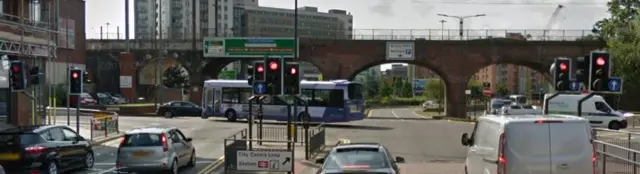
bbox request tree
[162,65,189,88]
[401,80,413,97]
[378,80,394,98]
[496,83,509,97]
[424,79,444,100]
[593,0,640,40]
[364,73,380,98]
[392,77,403,96]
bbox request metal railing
[594,128,640,173]
[308,124,326,159]
[89,114,119,141]
[223,128,296,173]
[87,29,597,41]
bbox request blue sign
[568,80,580,91]
[253,82,266,94]
[607,77,623,93]
[405,49,412,55]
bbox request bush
[365,97,425,108]
[421,104,485,112]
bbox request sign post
[236,150,293,172]
[203,37,298,58]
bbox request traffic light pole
[258,96,264,146]
[293,95,310,160]
[577,93,596,117]
[247,95,257,150]
[76,94,80,134]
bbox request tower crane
[543,4,565,39]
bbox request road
[57,116,248,174]
[325,108,474,174]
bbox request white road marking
[412,109,428,119]
[391,109,405,121]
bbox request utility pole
[438,20,447,39]
[437,14,486,39]
[125,0,130,51]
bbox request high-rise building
[238,5,354,80]
[134,0,236,39]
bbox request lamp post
[438,20,446,39]
[105,22,111,39]
[436,14,486,39]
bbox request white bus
[200,79,365,122]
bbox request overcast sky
[85,0,610,70]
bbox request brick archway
[299,39,605,117]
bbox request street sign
[203,37,298,58]
[236,150,293,172]
[568,80,580,91]
[253,82,266,95]
[606,77,623,93]
[386,42,415,60]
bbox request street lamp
[438,20,447,39]
[437,14,486,39]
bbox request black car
[157,101,203,118]
[315,143,405,174]
[0,125,94,174]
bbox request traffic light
[69,69,83,95]
[589,51,611,91]
[264,57,283,95]
[9,61,26,91]
[29,66,40,85]
[575,55,589,86]
[247,65,254,85]
[253,61,265,81]
[283,62,301,95]
[553,58,571,91]
[83,71,91,83]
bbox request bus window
[222,88,239,103]
[239,88,252,104]
[348,83,364,100]
[303,89,344,108]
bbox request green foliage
[595,1,640,88]
[496,83,509,97]
[378,80,394,98]
[424,79,444,100]
[162,65,189,88]
[364,74,380,97]
[400,80,413,97]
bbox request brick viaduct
[101,38,605,118]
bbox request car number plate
[133,151,150,157]
[0,153,20,160]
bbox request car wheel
[187,150,196,167]
[164,111,174,118]
[170,159,178,174]
[84,151,95,169]
[609,121,622,130]
[46,161,58,174]
[225,110,237,122]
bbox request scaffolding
[0,0,60,125]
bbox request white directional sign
[386,42,415,60]
[237,150,293,172]
[606,77,623,94]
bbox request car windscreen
[323,148,390,169]
[121,133,162,147]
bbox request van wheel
[225,110,237,122]
[609,121,622,130]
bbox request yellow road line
[197,156,225,174]
[366,110,373,118]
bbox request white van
[461,114,595,174]
[501,105,541,115]
[545,94,627,130]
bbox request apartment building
[0,0,86,125]
[473,64,548,97]
[134,0,235,39]
[239,5,353,79]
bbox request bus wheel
[225,110,237,122]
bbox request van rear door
[505,122,552,174]
[549,121,593,174]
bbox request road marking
[390,109,405,121]
[338,138,351,144]
[412,109,428,119]
[366,110,373,118]
[197,156,225,174]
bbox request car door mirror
[461,133,469,146]
[315,158,324,164]
[395,156,405,163]
[185,137,193,142]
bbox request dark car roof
[0,124,69,134]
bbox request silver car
[116,126,196,174]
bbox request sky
[85,0,610,70]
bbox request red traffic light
[72,72,79,79]
[596,57,606,66]
[256,65,264,72]
[269,61,279,70]
[290,67,297,75]
[11,65,19,72]
[559,63,568,71]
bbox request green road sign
[218,70,238,79]
[203,37,298,58]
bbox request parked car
[79,93,98,106]
[315,142,405,174]
[116,126,196,173]
[108,93,129,104]
[156,101,203,118]
[0,125,94,173]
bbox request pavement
[60,116,249,174]
[335,107,473,174]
